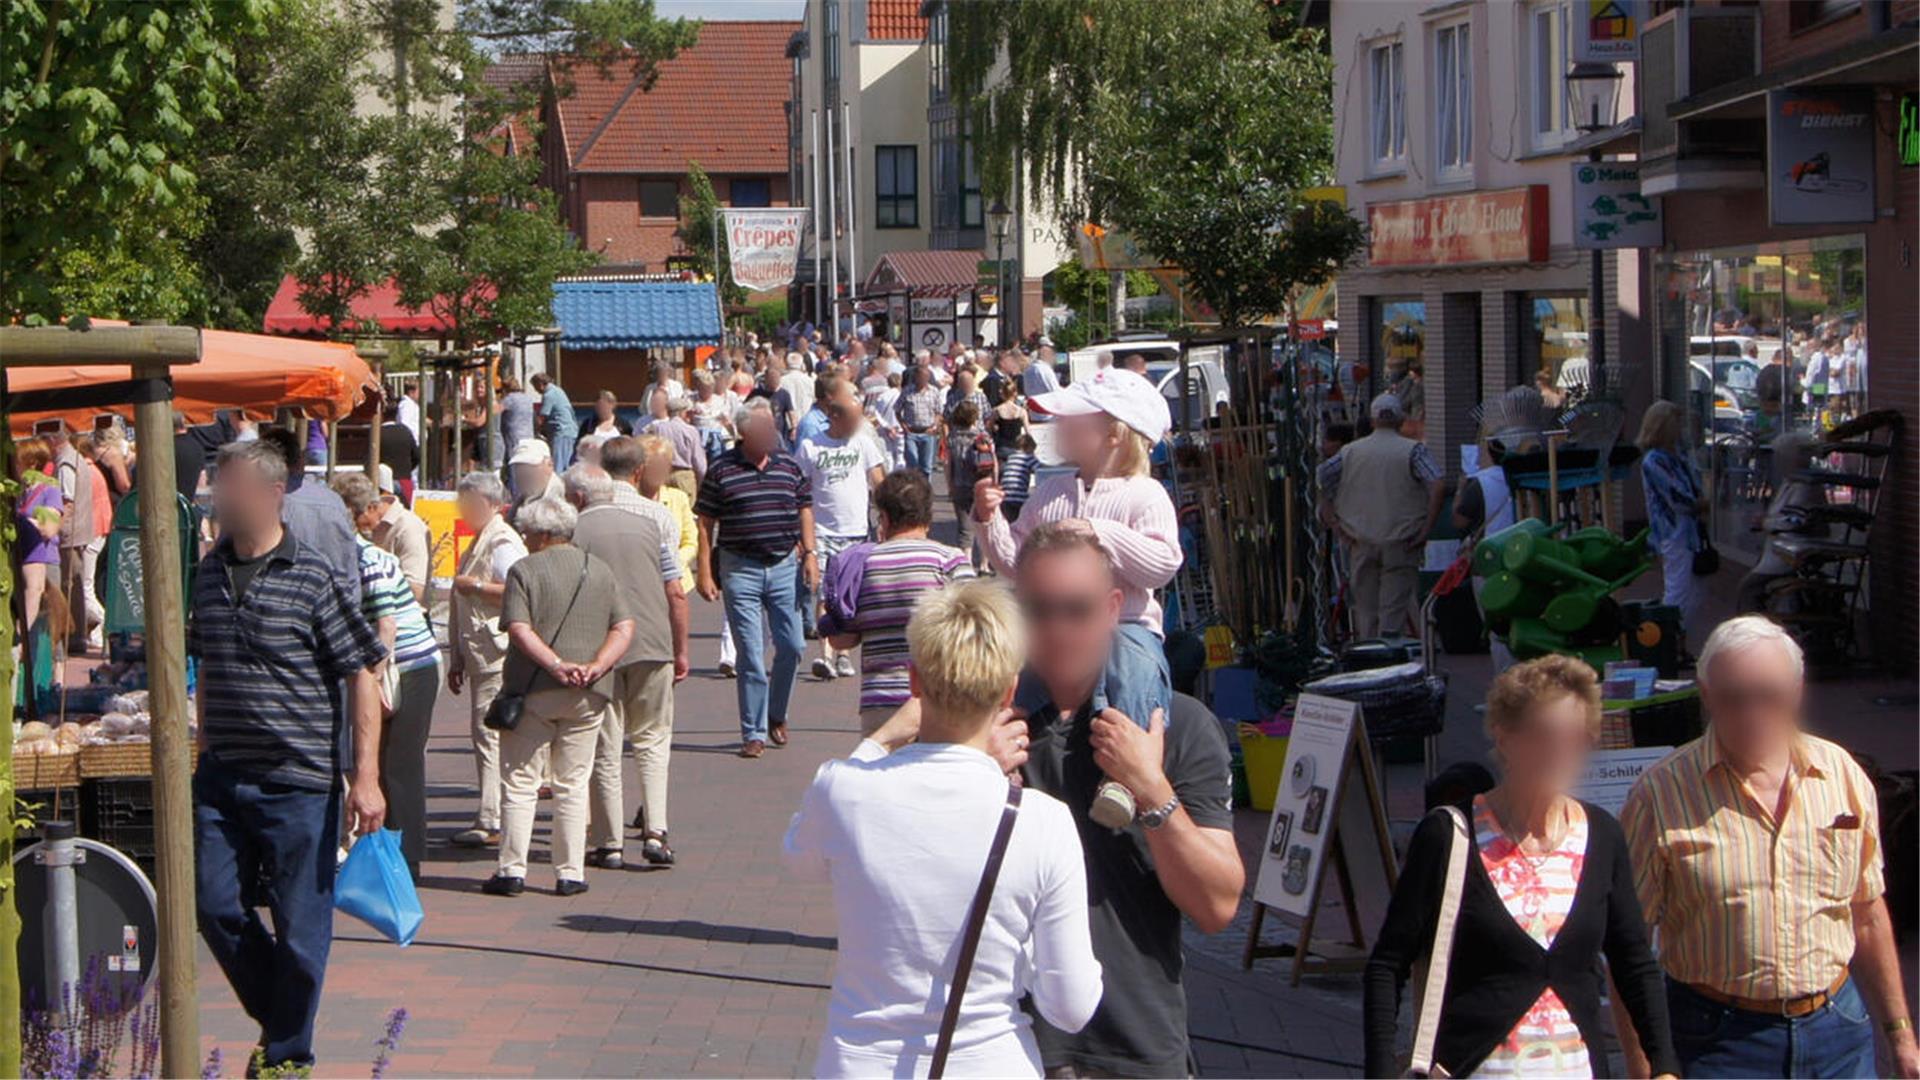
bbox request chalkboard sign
[101,490,196,635]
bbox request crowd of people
[8,318,1912,1078]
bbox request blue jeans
[550,433,576,472]
[905,432,938,478]
[194,753,341,1069]
[1668,976,1876,1079]
[1017,621,1171,731]
[719,549,805,744]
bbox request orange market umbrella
[7,329,378,436]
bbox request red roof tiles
[551,20,799,175]
[866,0,927,40]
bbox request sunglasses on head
[1020,595,1103,624]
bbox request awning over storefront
[551,279,723,350]
[9,328,377,434]
[864,249,987,298]
[262,275,456,337]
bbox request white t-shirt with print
[798,428,887,538]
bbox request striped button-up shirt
[694,447,812,562]
[1620,731,1884,1000]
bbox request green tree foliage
[0,0,269,322]
[952,0,1364,328]
[674,162,747,309]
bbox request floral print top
[1471,795,1593,1079]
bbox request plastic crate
[1602,687,1703,749]
[81,777,156,874]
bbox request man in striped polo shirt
[1618,616,1916,1079]
[694,398,817,758]
[190,440,387,1073]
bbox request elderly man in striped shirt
[1617,616,1917,1079]
[694,398,818,758]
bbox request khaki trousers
[464,666,506,831]
[1349,539,1420,639]
[497,687,606,883]
[859,706,896,738]
[590,661,675,849]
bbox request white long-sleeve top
[784,741,1103,1078]
[981,472,1182,636]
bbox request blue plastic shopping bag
[335,829,424,946]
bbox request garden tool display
[1472,518,1653,669]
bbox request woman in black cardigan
[1364,656,1679,1078]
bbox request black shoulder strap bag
[929,782,1023,1079]
[483,550,590,732]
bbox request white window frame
[1529,1,1575,151]
[1367,38,1406,173]
[1433,19,1473,182]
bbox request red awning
[262,275,454,337]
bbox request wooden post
[361,343,388,479]
[132,361,200,1079]
[0,325,202,366]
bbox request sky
[655,0,804,20]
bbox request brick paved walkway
[187,506,1918,1078]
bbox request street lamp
[988,198,1013,346]
[1566,61,1624,396]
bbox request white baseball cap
[508,438,552,467]
[376,463,397,494]
[1369,392,1405,421]
[1028,366,1171,443]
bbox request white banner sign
[721,209,808,292]
[1574,746,1672,817]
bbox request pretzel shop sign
[1367,186,1550,268]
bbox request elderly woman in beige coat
[447,471,528,847]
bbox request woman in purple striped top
[826,469,974,735]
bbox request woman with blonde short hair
[1364,655,1677,1078]
[785,581,1102,1076]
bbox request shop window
[730,178,772,208]
[876,145,918,228]
[1519,295,1590,395]
[1655,235,1867,561]
[639,179,678,218]
[1368,40,1405,170]
[1529,2,1574,151]
[1366,297,1427,428]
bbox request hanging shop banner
[721,209,809,292]
[1572,0,1641,62]
[1767,88,1876,226]
[1367,186,1549,268]
[1572,161,1662,249]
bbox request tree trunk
[1109,270,1127,334]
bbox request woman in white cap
[972,366,1181,828]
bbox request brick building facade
[537,20,801,268]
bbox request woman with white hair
[785,581,1102,1076]
[688,368,738,447]
[448,471,529,848]
[484,496,636,897]
[332,472,440,880]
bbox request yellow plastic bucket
[1237,727,1291,812]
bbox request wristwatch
[1138,792,1181,830]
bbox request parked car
[1063,337,1230,432]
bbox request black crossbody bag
[483,551,590,732]
[929,782,1023,1078]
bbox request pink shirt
[983,472,1181,636]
